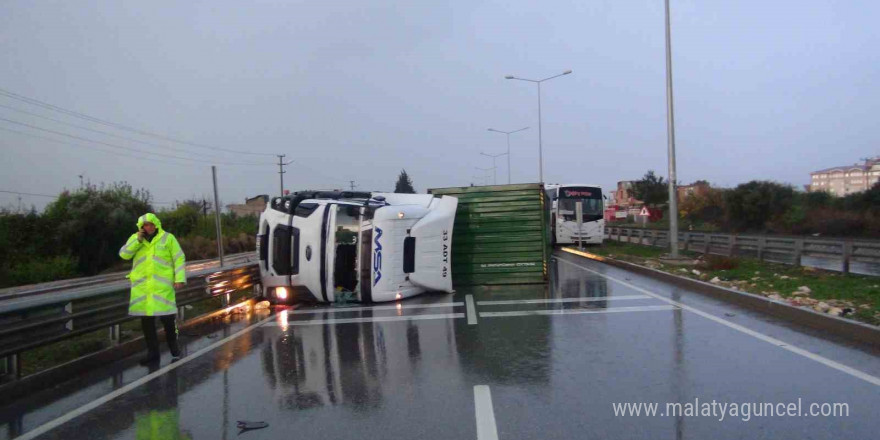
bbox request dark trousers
[141,315,180,357]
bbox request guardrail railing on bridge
[604,227,880,276]
[0,260,261,381]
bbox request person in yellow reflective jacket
[119,213,186,365]
[135,409,191,440]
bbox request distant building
[227,195,268,217]
[676,181,710,201]
[809,157,880,196]
[613,181,642,208]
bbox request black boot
[161,315,182,359]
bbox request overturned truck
[257,190,458,303]
[257,184,549,303]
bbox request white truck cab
[257,191,457,303]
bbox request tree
[43,182,152,275]
[723,180,795,232]
[679,187,726,226]
[631,170,668,207]
[394,169,416,193]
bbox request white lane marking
[288,302,463,315]
[466,294,478,325]
[477,295,649,306]
[474,385,499,440]
[17,313,278,440]
[480,305,677,318]
[264,313,464,326]
[556,256,880,387]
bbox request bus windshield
[558,187,603,222]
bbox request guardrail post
[3,353,20,380]
[178,306,186,322]
[683,233,691,252]
[729,235,736,257]
[757,237,765,261]
[638,229,645,245]
[704,235,711,255]
[842,241,852,274]
[794,239,804,267]
[109,324,121,346]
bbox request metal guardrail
[0,260,261,381]
[605,227,880,276]
[0,252,254,302]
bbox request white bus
[545,184,604,246]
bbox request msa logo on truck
[373,227,383,286]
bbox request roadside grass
[585,240,880,326]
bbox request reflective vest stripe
[153,274,173,286]
[152,256,173,268]
[152,295,176,307]
[129,295,147,306]
[133,256,146,270]
[120,238,139,255]
[132,278,147,287]
[160,234,168,245]
[174,250,184,260]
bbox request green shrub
[724,181,795,232]
[0,255,79,288]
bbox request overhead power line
[0,87,276,157]
[0,102,250,161]
[0,190,57,198]
[0,116,273,166]
[0,189,174,205]
[1,126,199,167]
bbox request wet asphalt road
[2,250,879,439]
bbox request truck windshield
[333,205,360,293]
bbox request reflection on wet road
[3,251,879,439]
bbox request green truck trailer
[428,183,551,286]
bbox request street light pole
[475,167,493,186]
[480,152,507,185]
[505,70,572,183]
[488,127,529,184]
[664,0,680,258]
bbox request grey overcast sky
[1,0,878,211]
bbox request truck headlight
[276,287,288,300]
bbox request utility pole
[212,166,225,267]
[349,180,356,191]
[78,174,84,189]
[277,155,294,196]
[665,0,680,258]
